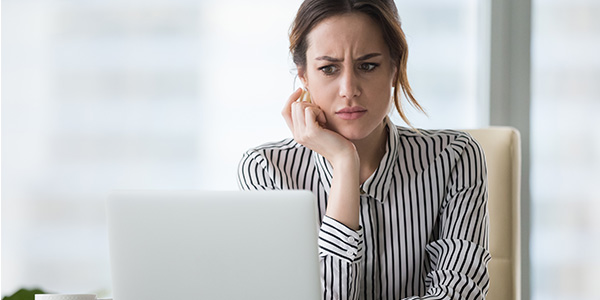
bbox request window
[530,1,600,299]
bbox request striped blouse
[237,118,491,300]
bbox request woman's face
[299,12,396,142]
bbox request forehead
[306,12,388,59]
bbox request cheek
[367,82,394,115]
[306,76,336,105]
[368,79,393,99]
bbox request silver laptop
[106,190,321,300]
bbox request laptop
[106,190,321,300]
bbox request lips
[335,106,367,120]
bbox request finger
[316,109,327,126]
[302,103,327,127]
[282,88,303,130]
[292,101,308,135]
[304,106,323,131]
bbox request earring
[300,89,312,103]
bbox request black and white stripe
[238,118,491,300]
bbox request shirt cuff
[318,215,364,263]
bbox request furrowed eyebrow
[357,53,382,61]
[314,53,382,62]
[315,56,343,62]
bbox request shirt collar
[313,117,400,203]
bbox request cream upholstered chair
[464,127,521,300]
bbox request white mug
[35,295,97,300]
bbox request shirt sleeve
[419,133,492,300]
[319,215,364,300]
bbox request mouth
[335,106,367,120]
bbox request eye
[318,65,339,76]
[359,62,379,72]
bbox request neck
[352,120,388,183]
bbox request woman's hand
[282,88,361,230]
[282,88,358,167]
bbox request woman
[238,0,491,299]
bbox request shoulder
[394,125,473,143]
[239,138,312,167]
[238,138,314,190]
[242,138,306,158]
[392,125,484,160]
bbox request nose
[338,68,360,100]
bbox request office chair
[465,127,521,300]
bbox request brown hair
[289,0,425,126]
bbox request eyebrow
[315,53,382,62]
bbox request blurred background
[1,0,599,299]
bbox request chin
[333,120,386,143]
[337,128,373,142]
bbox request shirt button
[346,249,355,256]
[348,236,355,243]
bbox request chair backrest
[464,127,521,300]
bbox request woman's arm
[282,88,362,230]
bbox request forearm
[325,152,361,230]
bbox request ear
[298,66,309,90]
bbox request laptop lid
[106,190,321,300]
